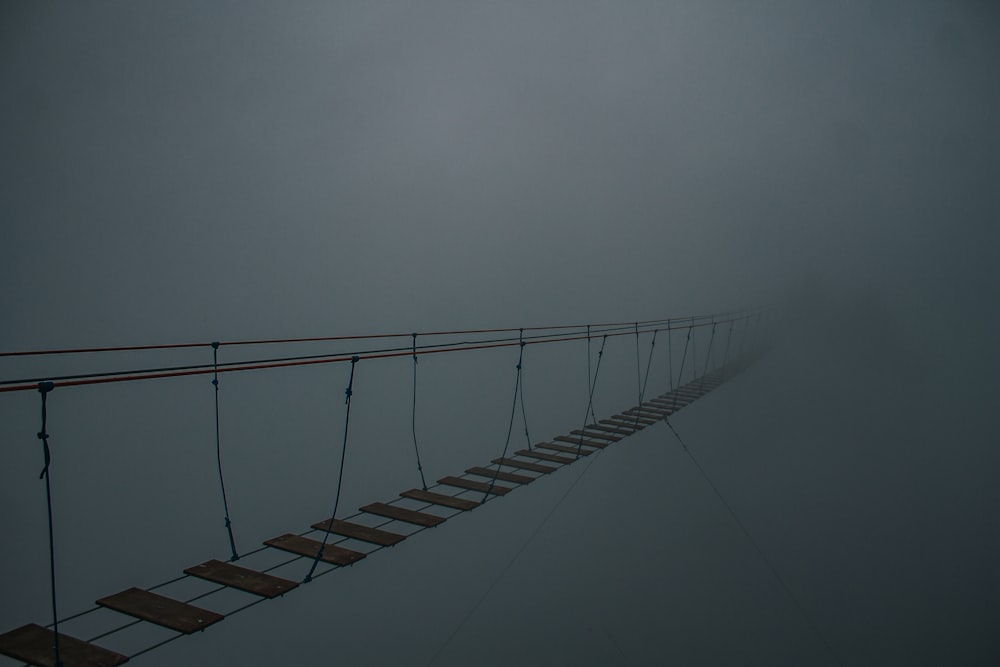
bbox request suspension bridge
[0,311,771,667]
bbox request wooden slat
[552,435,607,449]
[627,403,670,414]
[515,448,575,464]
[401,488,479,510]
[536,442,592,456]
[263,533,366,566]
[465,466,535,484]
[438,476,512,495]
[492,457,557,474]
[0,623,128,667]
[597,420,640,433]
[605,417,651,428]
[570,429,621,442]
[360,502,446,527]
[184,559,298,598]
[588,423,635,436]
[310,518,406,546]
[96,588,224,634]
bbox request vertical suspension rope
[36,381,62,667]
[635,329,658,429]
[517,329,532,450]
[723,319,734,371]
[633,323,642,416]
[576,335,607,458]
[485,341,525,502]
[690,317,698,384]
[211,342,239,562]
[410,334,428,490]
[672,327,691,412]
[703,322,717,377]
[667,319,674,393]
[586,325,598,425]
[304,356,359,583]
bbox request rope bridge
[0,311,767,667]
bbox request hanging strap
[635,329,658,429]
[211,342,239,562]
[576,335,607,458]
[586,325,598,425]
[485,341,526,502]
[305,356,359,583]
[667,319,674,393]
[672,326,691,412]
[517,329,532,450]
[37,381,63,667]
[410,334,428,490]
[703,322,717,376]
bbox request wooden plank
[598,420,640,433]
[465,466,535,484]
[96,587,224,634]
[184,559,298,598]
[360,502,446,527]
[570,429,621,442]
[552,435,607,449]
[515,448,575,464]
[310,518,406,546]
[401,488,479,511]
[536,442,592,456]
[588,423,635,436]
[263,533,366,566]
[438,475,512,496]
[0,623,128,667]
[492,457,557,474]
[604,418,651,429]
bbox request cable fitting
[211,341,220,350]
[38,381,54,394]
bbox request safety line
[0,314,731,358]
[0,319,733,391]
[0,319,751,394]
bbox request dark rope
[664,420,843,666]
[576,335,607,458]
[304,356,359,583]
[723,320,734,370]
[672,327,691,412]
[586,325,598,424]
[635,329,658,429]
[517,329,532,450]
[37,381,63,667]
[484,342,525,502]
[211,343,239,562]
[633,323,642,418]
[667,319,674,393]
[410,334,428,490]
[703,322,717,376]
[690,317,698,385]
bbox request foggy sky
[1,1,998,666]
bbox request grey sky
[1,1,998,665]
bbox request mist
[1,1,997,665]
